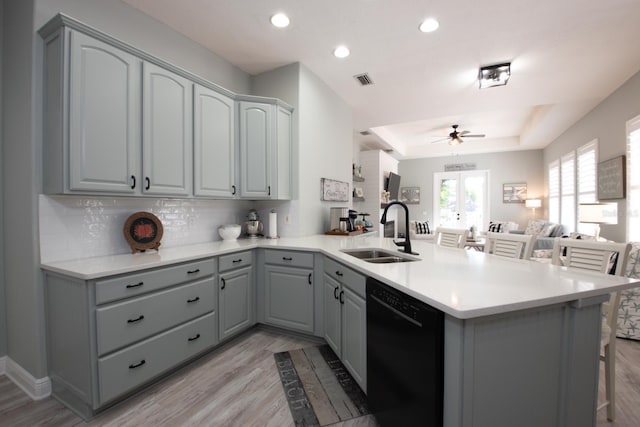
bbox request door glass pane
[464,176,485,229]
[438,178,458,227]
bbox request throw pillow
[524,219,548,236]
[542,223,556,237]
[488,221,503,233]
[415,221,430,234]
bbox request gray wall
[4,0,45,377]
[543,70,640,243]
[0,0,7,359]
[399,150,544,231]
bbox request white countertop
[40,234,640,319]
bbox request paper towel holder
[266,209,279,239]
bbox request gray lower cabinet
[219,251,255,341]
[263,250,314,333]
[323,257,367,392]
[44,258,217,420]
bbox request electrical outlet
[284,214,291,225]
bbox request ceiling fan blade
[458,130,470,136]
[461,134,485,138]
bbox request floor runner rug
[274,344,370,427]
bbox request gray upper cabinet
[142,62,193,196]
[238,101,273,199]
[194,85,236,198]
[44,29,141,194]
[40,15,292,200]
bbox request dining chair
[433,227,467,249]
[485,232,535,259]
[551,238,631,421]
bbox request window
[547,141,598,233]
[548,160,560,223]
[628,115,640,241]
[560,151,576,232]
[577,140,598,234]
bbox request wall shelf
[352,175,365,182]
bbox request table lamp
[578,203,618,239]
[525,199,542,218]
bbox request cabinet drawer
[98,312,216,405]
[324,257,366,298]
[95,259,215,304]
[96,278,215,356]
[219,250,252,272]
[264,249,314,268]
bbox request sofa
[510,219,564,252]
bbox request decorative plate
[123,212,163,253]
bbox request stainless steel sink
[341,248,419,263]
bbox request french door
[433,171,489,230]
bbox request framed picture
[598,155,626,200]
[400,187,420,204]
[503,183,527,203]
[321,178,349,202]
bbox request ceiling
[122,0,640,159]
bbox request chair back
[551,238,631,276]
[434,227,467,249]
[485,232,535,259]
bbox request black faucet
[380,201,418,255]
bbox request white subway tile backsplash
[39,195,255,263]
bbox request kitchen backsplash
[39,195,255,263]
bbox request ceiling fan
[431,124,486,145]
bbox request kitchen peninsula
[41,235,639,426]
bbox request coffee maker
[244,209,264,237]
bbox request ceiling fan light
[478,62,511,89]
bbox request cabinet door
[264,265,314,333]
[194,85,235,198]
[323,274,342,355]
[68,31,140,193]
[341,285,367,391]
[238,101,273,199]
[274,106,292,200]
[142,62,193,196]
[219,266,253,341]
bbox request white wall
[399,150,544,231]
[543,70,640,243]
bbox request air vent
[354,73,374,86]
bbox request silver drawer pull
[187,269,200,274]
[188,333,201,342]
[187,297,200,303]
[126,282,144,289]
[129,359,146,369]
[127,315,144,324]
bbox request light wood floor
[0,327,639,426]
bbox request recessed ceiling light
[270,13,290,28]
[419,18,439,33]
[333,45,350,58]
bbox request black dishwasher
[366,277,444,426]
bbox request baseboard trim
[0,356,6,375]
[5,357,51,400]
